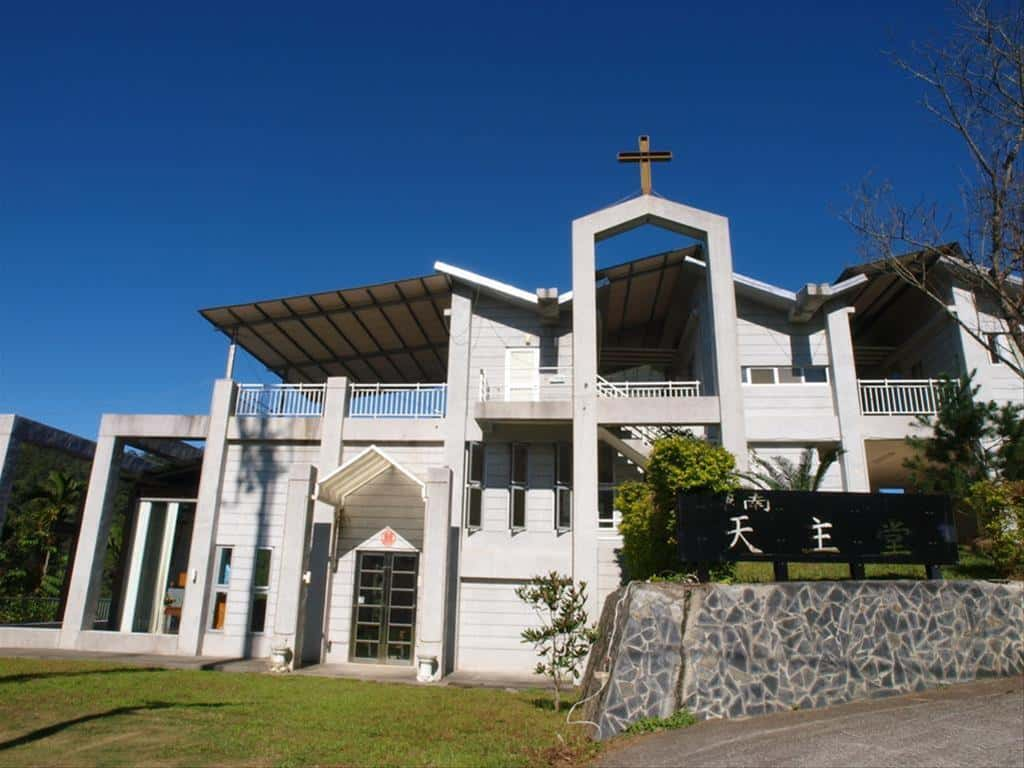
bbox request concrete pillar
[0,415,20,538]
[302,377,348,665]
[176,378,236,655]
[59,426,124,647]
[703,224,748,470]
[416,466,451,681]
[314,378,348,526]
[571,218,601,619]
[826,306,870,492]
[951,287,995,395]
[440,287,473,673]
[273,463,315,665]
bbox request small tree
[515,572,597,711]
[964,479,1024,576]
[905,372,1023,496]
[743,446,844,491]
[618,435,739,580]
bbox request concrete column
[703,223,748,470]
[440,287,473,673]
[826,306,870,492]
[300,377,348,665]
[571,218,600,619]
[0,415,20,538]
[273,463,315,664]
[951,287,994,395]
[314,378,348,526]
[416,465,451,681]
[176,378,236,655]
[59,425,124,647]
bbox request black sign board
[678,490,958,567]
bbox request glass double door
[350,551,418,664]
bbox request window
[510,443,528,531]
[987,333,1009,364]
[746,367,776,384]
[598,443,614,485]
[464,442,484,531]
[742,366,829,384]
[249,547,271,634]
[209,546,232,631]
[598,489,616,529]
[554,443,572,531]
[598,443,617,529]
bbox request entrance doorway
[350,551,418,665]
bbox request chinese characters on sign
[679,490,957,574]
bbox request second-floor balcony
[474,367,715,424]
[858,379,948,416]
[233,382,447,419]
[348,383,447,419]
[595,376,701,399]
[236,383,326,417]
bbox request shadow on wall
[234,418,286,660]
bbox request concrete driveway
[596,676,1024,768]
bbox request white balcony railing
[235,383,326,417]
[596,376,702,398]
[348,383,447,418]
[858,379,948,416]
[478,367,573,402]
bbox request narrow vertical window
[249,547,271,633]
[210,546,232,630]
[464,442,484,531]
[510,443,528,531]
[598,443,617,529]
[987,333,1006,364]
[554,443,572,531]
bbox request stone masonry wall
[579,580,1024,740]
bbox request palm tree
[28,471,85,585]
[743,447,844,491]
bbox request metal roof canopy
[200,273,452,384]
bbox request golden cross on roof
[617,135,672,195]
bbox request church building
[1,138,1020,679]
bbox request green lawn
[734,547,1000,582]
[0,659,595,768]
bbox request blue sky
[1,1,971,438]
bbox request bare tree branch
[845,0,1024,380]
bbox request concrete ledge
[100,414,210,440]
[596,396,720,425]
[229,417,322,442]
[341,418,445,442]
[473,401,572,421]
[580,580,1024,739]
[0,627,60,649]
[74,630,181,655]
[860,416,933,441]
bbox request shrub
[964,480,1024,578]
[618,435,738,580]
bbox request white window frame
[505,347,540,402]
[249,547,272,634]
[986,332,1011,365]
[209,545,233,632]
[554,443,572,532]
[509,443,528,532]
[464,442,484,532]
[598,443,617,530]
[741,365,830,384]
